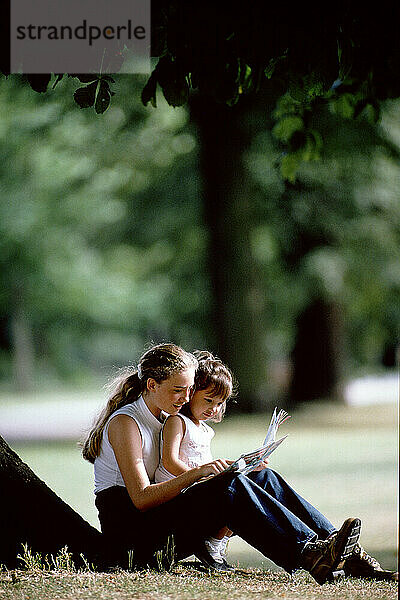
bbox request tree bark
[0,435,104,569]
[190,93,275,412]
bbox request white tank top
[155,413,215,482]
[94,395,164,493]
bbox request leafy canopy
[2,2,400,178]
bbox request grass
[1,563,398,600]
[2,399,398,599]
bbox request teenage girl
[155,351,237,571]
[82,342,396,583]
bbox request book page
[182,408,291,491]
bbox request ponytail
[81,342,197,463]
[81,369,143,463]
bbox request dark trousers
[95,468,335,572]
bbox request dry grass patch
[0,565,398,600]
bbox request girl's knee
[248,467,280,488]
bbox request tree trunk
[280,179,346,407]
[190,93,273,412]
[288,299,344,406]
[0,435,104,569]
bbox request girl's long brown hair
[180,350,236,423]
[82,343,197,463]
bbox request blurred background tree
[0,74,399,409]
[247,98,400,406]
[0,75,206,389]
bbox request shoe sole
[312,517,362,585]
[220,562,235,572]
[194,555,234,573]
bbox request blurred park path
[345,372,398,406]
[0,390,101,442]
[0,372,398,442]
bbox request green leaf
[141,72,158,107]
[309,129,323,153]
[264,49,288,79]
[70,74,99,83]
[95,79,113,114]
[26,74,51,93]
[280,153,300,183]
[273,94,301,119]
[353,99,380,123]
[151,57,189,108]
[238,61,253,94]
[301,133,319,162]
[52,75,64,89]
[72,77,114,113]
[273,116,304,143]
[161,79,189,107]
[364,102,380,124]
[332,93,356,119]
[73,81,98,109]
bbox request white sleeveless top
[154,413,215,482]
[94,395,164,493]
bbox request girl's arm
[161,415,192,476]
[108,414,229,511]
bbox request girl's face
[189,386,224,424]
[145,368,195,417]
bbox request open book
[224,407,290,476]
[182,407,290,491]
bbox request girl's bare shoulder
[163,414,186,435]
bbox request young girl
[82,342,395,583]
[155,351,235,571]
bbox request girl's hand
[252,458,269,472]
[198,458,232,478]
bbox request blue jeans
[225,469,335,571]
[95,468,336,572]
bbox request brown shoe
[344,544,398,581]
[302,518,362,585]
